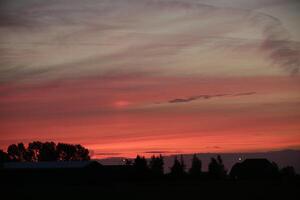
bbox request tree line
[0,142,90,162]
[125,154,227,179]
[0,142,228,179]
[0,142,297,180]
[128,154,296,180]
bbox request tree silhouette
[39,142,58,161]
[0,149,9,163]
[17,143,27,161]
[24,149,34,162]
[28,141,58,161]
[7,143,34,162]
[2,141,299,185]
[170,155,186,177]
[149,154,164,176]
[4,141,90,162]
[56,143,90,161]
[189,154,202,177]
[7,144,18,161]
[133,155,148,175]
[74,144,90,161]
[28,141,43,161]
[57,143,75,161]
[208,155,227,179]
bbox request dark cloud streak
[143,150,181,154]
[168,92,256,104]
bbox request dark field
[1,171,299,200]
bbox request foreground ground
[1,180,299,200]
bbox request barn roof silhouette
[230,158,278,179]
[242,158,273,166]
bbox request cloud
[1,0,299,84]
[233,92,257,96]
[95,152,121,156]
[168,92,256,104]
[143,150,181,154]
[251,12,300,75]
[205,146,221,149]
[169,94,227,103]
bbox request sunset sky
[0,0,300,158]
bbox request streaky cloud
[143,150,181,154]
[251,12,300,75]
[168,92,256,104]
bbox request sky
[0,0,300,158]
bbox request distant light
[238,157,242,161]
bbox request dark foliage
[28,141,43,161]
[189,154,202,177]
[149,154,164,176]
[3,141,90,162]
[57,143,90,161]
[133,155,149,177]
[0,149,9,163]
[40,142,58,161]
[170,155,186,177]
[208,155,227,179]
[1,142,299,184]
[7,144,20,161]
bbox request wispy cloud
[167,92,256,104]
[95,152,121,156]
[143,150,181,154]
[1,0,299,84]
[233,92,257,96]
[251,12,300,75]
